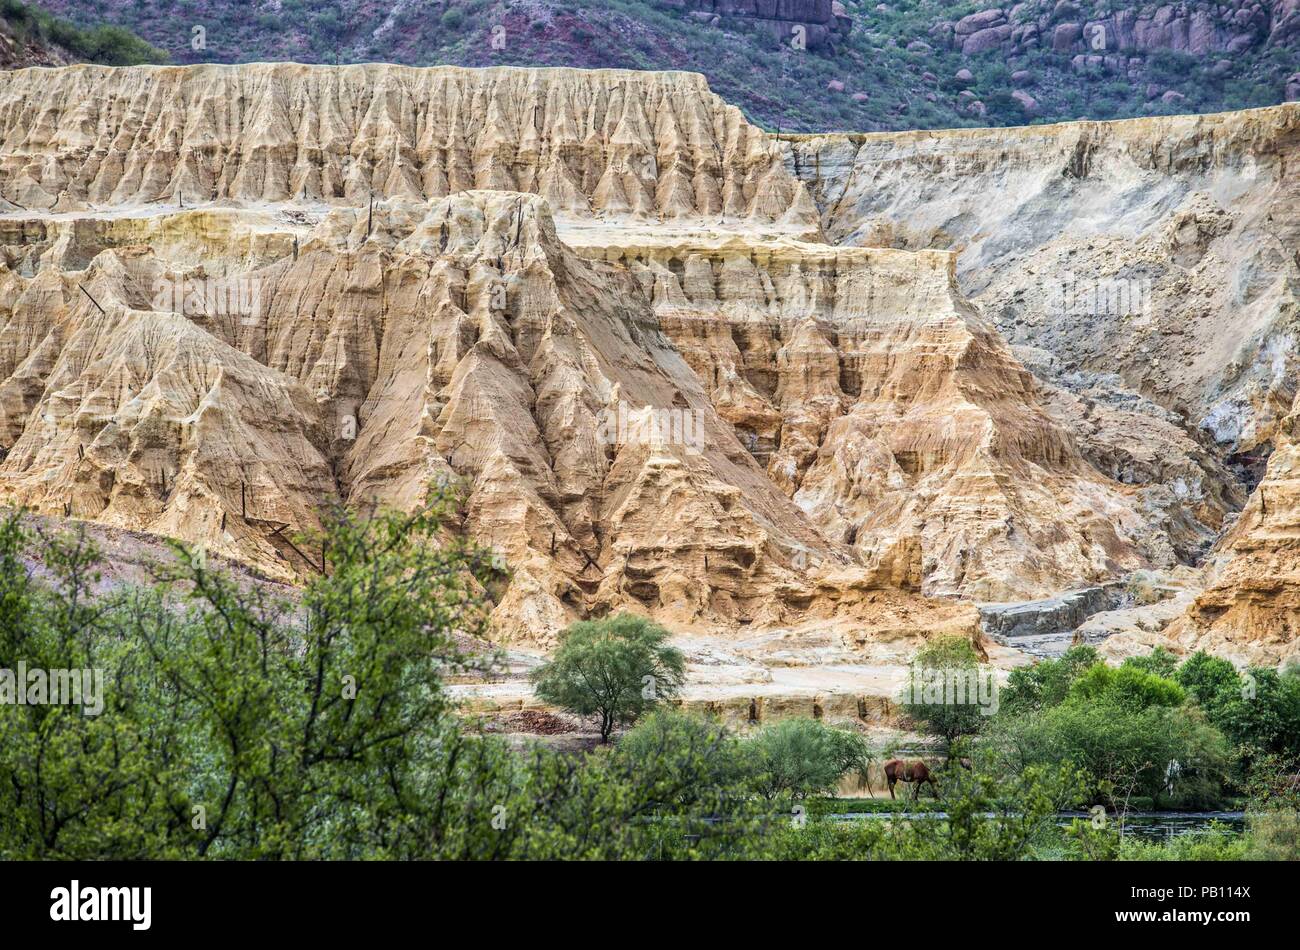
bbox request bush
[985,694,1228,809]
[1000,645,1100,715]
[1118,824,1250,861]
[1244,809,1300,860]
[746,718,872,800]
[1175,652,1300,757]
[614,709,750,805]
[1068,662,1186,711]
[0,0,166,65]
[0,494,505,859]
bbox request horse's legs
[887,778,896,800]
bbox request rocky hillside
[0,0,163,67]
[0,63,1295,670]
[27,0,1300,131]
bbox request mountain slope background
[24,0,1300,132]
[0,0,163,67]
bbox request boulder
[1053,21,1082,50]
[955,9,1006,35]
[954,67,975,84]
[962,25,1012,55]
[1011,89,1039,114]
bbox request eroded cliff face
[1160,389,1300,666]
[787,103,1299,663]
[0,189,978,647]
[0,62,1295,668]
[787,106,1300,457]
[579,236,1178,600]
[0,63,817,227]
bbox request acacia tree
[0,488,507,859]
[530,613,684,742]
[900,635,992,759]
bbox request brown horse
[883,759,939,801]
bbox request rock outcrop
[579,235,1176,600]
[932,2,1298,63]
[1,62,1296,669]
[787,104,1298,468]
[0,63,817,227]
[1161,390,1300,665]
[0,182,971,646]
[786,102,1300,664]
[656,0,853,49]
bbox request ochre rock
[1,63,1295,669]
[1164,392,1300,666]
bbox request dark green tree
[900,635,993,757]
[530,613,684,742]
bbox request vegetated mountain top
[27,0,1300,131]
[0,0,164,67]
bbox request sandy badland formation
[0,63,1295,719]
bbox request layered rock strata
[2,63,1296,667]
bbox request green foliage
[530,612,684,741]
[762,763,1084,860]
[986,646,1229,811]
[1243,808,1300,861]
[1000,645,1100,715]
[746,718,872,800]
[989,643,1300,818]
[0,0,165,64]
[0,495,510,858]
[1068,662,1186,711]
[900,635,992,753]
[1122,645,1179,678]
[1175,650,1241,706]
[0,503,769,860]
[614,708,750,805]
[986,698,1228,808]
[1172,652,1300,758]
[1117,823,1250,861]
